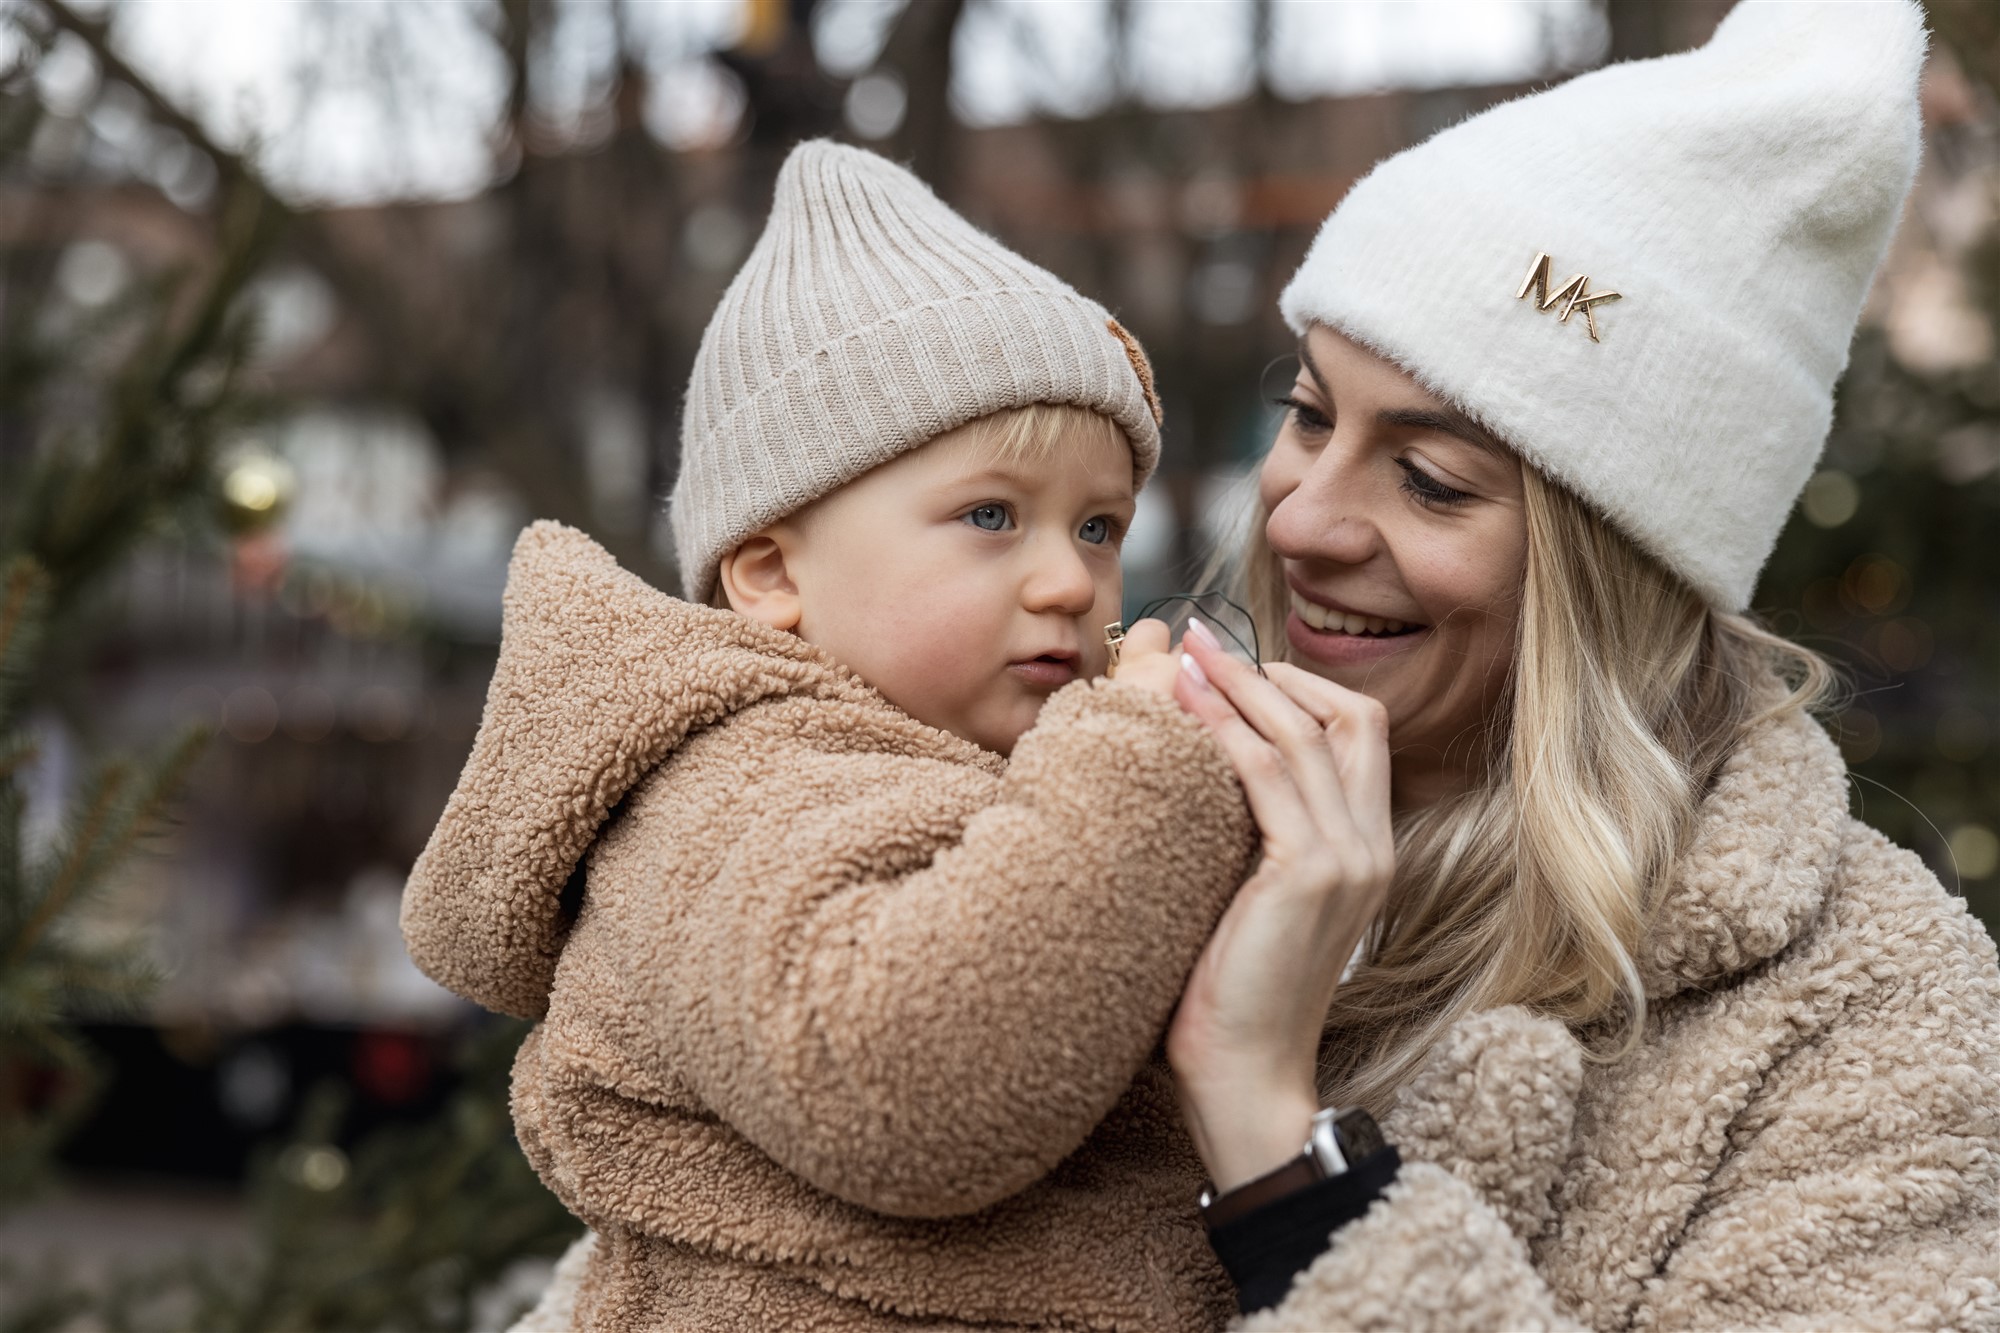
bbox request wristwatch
[1197,1105,1386,1231]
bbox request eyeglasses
[1103,591,1265,678]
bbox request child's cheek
[862,587,1002,712]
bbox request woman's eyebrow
[1376,406,1507,457]
[1295,339,1332,398]
[1297,337,1504,456]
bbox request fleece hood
[400,521,941,1020]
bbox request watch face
[1334,1106,1386,1161]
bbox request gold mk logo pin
[1515,252,1621,343]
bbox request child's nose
[1021,539,1098,616]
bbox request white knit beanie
[670,141,1164,603]
[1279,0,1925,611]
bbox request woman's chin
[1284,612,1430,672]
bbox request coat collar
[1638,708,1850,1001]
[402,522,996,1021]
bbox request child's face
[761,417,1135,756]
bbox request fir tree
[0,13,277,1205]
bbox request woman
[518,1,1999,1327]
[1154,0,2000,1327]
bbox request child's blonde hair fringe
[956,402,1126,470]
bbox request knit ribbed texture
[1279,0,1925,611]
[671,141,1162,603]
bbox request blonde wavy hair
[1219,463,1834,1114]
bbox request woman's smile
[1285,582,1431,667]
[1286,587,1419,638]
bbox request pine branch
[2,765,121,973]
[43,946,157,1020]
[0,741,35,787]
[0,771,21,938]
[2,726,203,974]
[0,560,48,734]
[15,209,275,608]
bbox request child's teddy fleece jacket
[402,521,1257,1331]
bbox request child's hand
[1108,618,1179,700]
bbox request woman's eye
[1395,458,1474,508]
[965,503,1012,531]
[1078,516,1111,545]
[1273,394,1332,435]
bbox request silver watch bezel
[1305,1104,1351,1176]
[1194,1105,1359,1211]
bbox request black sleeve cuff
[1205,1144,1401,1315]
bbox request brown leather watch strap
[1198,1152,1322,1231]
[1198,1106,1387,1232]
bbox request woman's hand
[1166,621,1395,1192]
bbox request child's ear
[716,533,802,631]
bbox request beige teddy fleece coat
[1262,703,2000,1330]
[402,522,1258,1332]
[515,694,2000,1332]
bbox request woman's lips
[1280,588,1424,664]
[1288,588,1420,637]
[1285,608,1429,668]
[1009,657,1078,689]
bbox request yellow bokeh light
[218,450,296,535]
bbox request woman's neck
[1389,751,1478,815]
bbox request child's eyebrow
[944,465,1035,487]
[936,466,1135,509]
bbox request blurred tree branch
[878,0,965,188]
[32,0,991,596]
[0,25,277,1201]
[32,0,676,587]
[1603,0,1668,62]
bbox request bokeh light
[1948,824,2000,881]
[1801,468,1859,527]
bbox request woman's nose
[1266,452,1383,566]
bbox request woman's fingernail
[1187,617,1222,651]
[1181,652,1211,690]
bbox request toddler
[403,142,1253,1332]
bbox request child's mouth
[1009,654,1078,690]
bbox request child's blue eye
[965,504,1011,531]
[1079,516,1110,545]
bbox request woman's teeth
[1290,591,1413,636]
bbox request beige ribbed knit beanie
[670,141,1164,603]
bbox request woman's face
[1260,324,1527,804]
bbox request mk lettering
[1516,252,1622,343]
